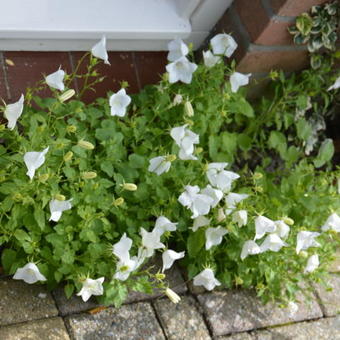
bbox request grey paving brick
[0,279,58,326]
[0,317,70,340]
[314,274,340,316]
[218,333,253,340]
[197,289,322,336]
[253,315,340,340]
[154,296,211,340]
[65,302,165,340]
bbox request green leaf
[268,131,287,156]
[100,160,114,176]
[64,284,75,299]
[296,119,312,141]
[314,139,334,168]
[34,207,46,230]
[1,249,17,273]
[128,154,146,169]
[187,230,205,258]
[229,97,254,118]
[238,134,252,151]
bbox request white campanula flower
[206,163,240,192]
[148,156,171,176]
[170,125,199,160]
[232,210,248,227]
[321,213,340,232]
[49,198,72,222]
[205,226,228,250]
[162,249,185,272]
[240,240,261,260]
[77,277,104,302]
[193,268,221,291]
[45,68,65,91]
[13,263,47,284]
[225,193,249,214]
[201,185,224,208]
[192,216,210,232]
[166,56,198,84]
[274,220,290,239]
[254,216,277,240]
[140,227,165,258]
[203,50,220,68]
[304,254,319,273]
[91,36,110,65]
[178,185,214,219]
[327,76,340,91]
[210,33,238,57]
[112,233,133,263]
[178,148,198,160]
[24,147,49,180]
[296,231,320,254]
[173,94,183,105]
[153,216,178,236]
[4,94,24,130]
[114,257,138,281]
[109,88,131,117]
[167,38,189,62]
[230,72,251,93]
[165,287,181,304]
[259,234,287,253]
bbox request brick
[0,317,70,340]
[0,53,9,102]
[270,0,329,16]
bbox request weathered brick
[270,0,329,16]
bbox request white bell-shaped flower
[321,213,340,232]
[162,249,185,272]
[274,220,290,239]
[24,147,49,180]
[77,277,104,302]
[114,257,138,281]
[166,56,198,84]
[4,94,24,130]
[205,226,228,250]
[13,263,47,284]
[91,36,110,65]
[230,72,251,93]
[49,198,72,222]
[178,148,198,160]
[109,88,131,117]
[201,185,224,208]
[148,156,171,176]
[140,228,165,258]
[167,38,189,62]
[112,233,133,263]
[192,216,210,232]
[225,193,249,213]
[254,216,277,240]
[327,76,340,91]
[210,33,238,57]
[206,163,239,192]
[259,234,287,253]
[232,210,248,227]
[304,254,319,273]
[203,50,220,68]
[193,268,221,291]
[170,124,199,160]
[173,94,183,105]
[178,185,214,218]
[45,68,65,91]
[153,216,177,236]
[240,240,261,260]
[296,231,320,254]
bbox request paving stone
[65,302,165,340]
[328,248,340,273]
[0,317,70,340]
[0,279,58,326]
[219,333,253,340]
[197,289,322,336]
[253,315,340,340]
[154,296,211,340]
[314,274,340,316]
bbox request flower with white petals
[206,163,240,192]
[274,220,290,239]
[230,72,251,93]
[211,33,238,57]
[327,76,340,91]
[192,216,210,232]
[45,68,65,91]
[259,234,287,253]
[288,301,299,317]
[241,240,261,260]
[173,94,183,105]
[217,208,226,222]
[4,94,24,130]
[77,277,104,302]
[178,185,214,218]
[114,257,138,281]
[24,147,49,180]
[232,210,248,227]
[153,216,177,236]
[91,36,110,65]
[170,125,199,160]
[254,216,277,240]
[201,185,224,208]
[167,38,189,62]
[296,231,320,254]
[140,228,165,258]
[165,288,181,304]
[225,193,249,213]
[203,50,220,68]
[205,226,228,250]
[13,263,47,284]
[109,88,131,117]
[162,249,185,272]
[112,233,133,263]
[49,199,72,222]
[166,56,198,84]
[193,268,221,291]
[304,254,319,273]
[148,156,171,176]
[321,213,340,232]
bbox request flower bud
[63,151,73,162]
[217,208,226,222]
[253,172,263,180]
[155,272,166,280]
[66,125,77,133]
[196,147,203,154]
[113,197,125,206]
[299,251,308,258]
[283,217,294,226]
[235,276,244,285]
[58,89,75,103]
[122,183,137,191]
[38,174,49,183]
[78,140,95,150]
[255,186,263,193]
[165,288,181,304]
[184,101,194,117]
[12,193,23,202]
[165,154,177,162]
[82,171,97,179]
[55,194,66,201]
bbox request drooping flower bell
[167,38,189,62]
[193,268,221,291]
[230,72,251,93]
[13,263,47,284]
[91,36,110,65]
[45,68,65,91]
[4,94,24,130]
[210,33,238,57]
[24,147,49,180]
